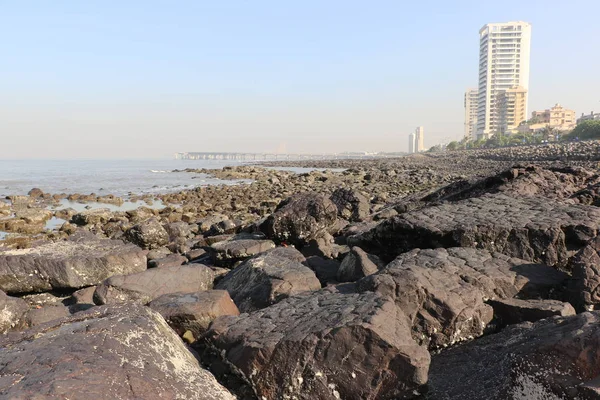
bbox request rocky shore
[2,140,600,399]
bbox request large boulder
[330,188,370,222]
[149,290,239,339]
[428,311,600,400]
[350,193,600,266]
[569,235,600,311]
[71,208,114,226]
[0,233,147,294]
[0,290,28,333]
[0,304,234,399]
[94,265,216,305]
[215,247,320,313]
[488,298,575,329]
[125,218,169,249]
[357,247,567,349]
[14,208,53,224]
[259,193,339,247]
[203,289,430,400]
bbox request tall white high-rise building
[415,126,424,152]
[408,133,416,154]
[464,88,478,140]
[476,21,531,138]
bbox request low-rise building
[531,104,576,130]
[577,111,600,124]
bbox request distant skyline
[1,1,599,159]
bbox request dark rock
[185,248,207,262]
[148,253,187,268]
[24,304,72,327]
[148,290,239,339]
[203,289,430,400]
[215,247,320,312]
[71,208,113,226]
[428,311,600,400]
[569,235,600,311]
[357,247,567,348]
[125,218,169,250]
[336,246,383,282]
[94,265,216,305]
[197,214,229,233]
[259,192,339,247]
[0,233,147,294]
[350,193,600,267]
[0,304,235,399]
[0,290,28,333]
[305,256,340,285]
[488,298,575,328]
[330,187,370,222]
[69,286,96,305]
[209,238,275,267]
[164,221,193,242]
[28,188,44,198]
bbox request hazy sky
[1,1,599,159]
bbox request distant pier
[174,152,405,161]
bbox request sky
[1,0,599,159]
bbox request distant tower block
[415,127,424,152]
[408,133,416,154]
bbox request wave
[150,170,169,173]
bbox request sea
[0,159,249,199]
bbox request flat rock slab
[215,247,321,313]
[427,311,600,400]
[94,265,216,305]
[0,304,234,400]
[0,234,147,294]
[209,238,275,267]
[350,193,600,266]
[357,247,567,349]
[149,290,239,339]
[204,288,430,400]
[488,298,575,328]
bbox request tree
[566,120,600,141]
[427,144,442,152]
[446,141,459,151]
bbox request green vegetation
[564,120,600,141]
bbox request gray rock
[125,218,169,249]
[260,192,339,247]
[69,286,96,305]
[0,304,235,400]
[164,221,193,242]
[330,187,370,222]
[197,214,230,233]
[350,193,600,267]
[428,311,600,400]
[204,289,430,400]
[71,208,113,226]
[94,264,216,305]
[357,247,567,349]
[216,247,320,312]
[149,290,239,339]
[488,298,575,328]
[569,235,600,311]
[148,253,187,268]
[24,304,72,327]
[336,246,383,282]
[0,290,28,333]
[209,238,275,267]
[0,233,147,294]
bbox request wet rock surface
[0,304,235,400]
[202,288,430,400]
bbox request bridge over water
[174,152,404,161]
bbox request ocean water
[0,159,247,198]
